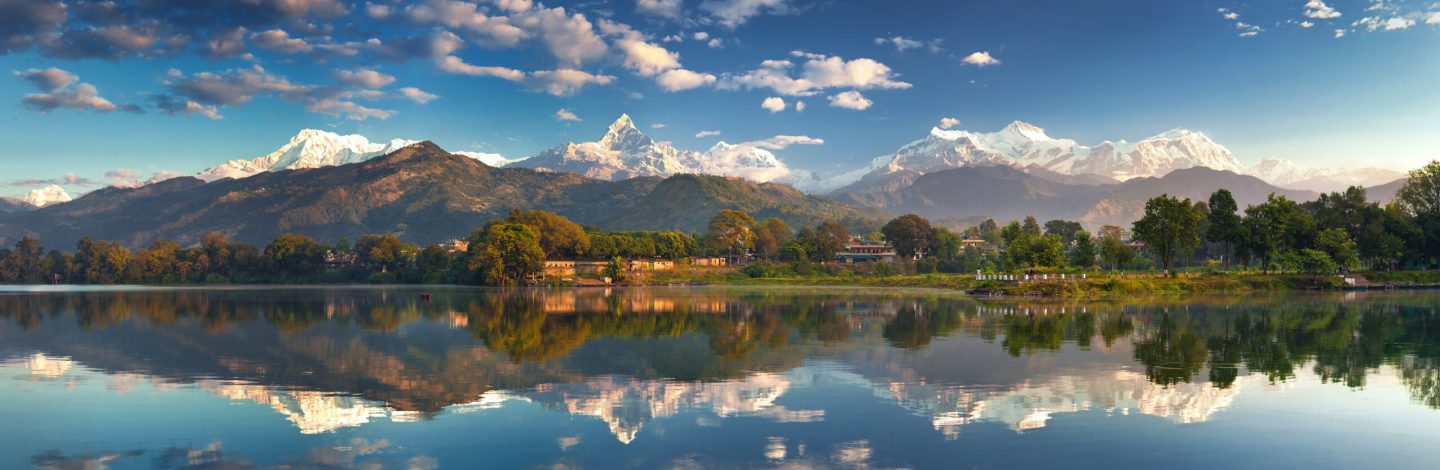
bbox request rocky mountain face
[0,142,875,248]
[196,129,422,182]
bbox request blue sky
[2,0,1439,197]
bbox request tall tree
[1397,161,1440,265]
[1242,194,1310,272]
[505,209,590,259]
[1043,220,1084,245]
[704,210,757,256]
[1022,216,1042,237]
[1131,194,1201,276]
[1206,189,1244,267]
[882,214,933,259]
[1069,231,1097,269]
[468,223,545,285]
[754,218,791,260]
[808,221,850,262]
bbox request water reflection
[2,287,1440,468]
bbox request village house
[836,238,898,264]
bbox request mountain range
[0,142,877,249]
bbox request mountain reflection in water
[2,286,1439,469]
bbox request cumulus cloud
[707,38,723,48]
[6,172,98,188]
[616,36,681,76]
[827,90,872,110]
[14,67,134,114]
[398,87,439,104]
[939,117,960,129]
[656,69,716,91]
[203,26,250,59]
[151,94,222,119]
[0,0,66,54]
[436,55,527,81]
[695,130,721,138]
[251,29,314,54]
[1427,12,1440,25]
[720,52,911,96]
[1334,29,1346,38]
[794,100,805,111]
[1305,1,1342,19]
[554,108,581,121]
[700,0,793,28]
[960,51,1000,67]
[1300,21,1315,28]
[761,96,785,112]
[334,68,396,88]
[524,69,615,96]
[637,0,683,18]
[158,65,392,120]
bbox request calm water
[2,286,1439,469]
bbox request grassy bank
[672,271,1352,298]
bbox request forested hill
[0,142,884,249]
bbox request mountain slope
[608,174,884,232]
[840,165,1111,222]
[1366,178,1405,204]
[1078,167,1318,226]
[0,143,881,248]
[197,129,421,182]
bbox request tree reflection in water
[1,288,1439,412]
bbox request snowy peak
[23,185,72,208]
[1000,121,1052,141]
[196,129,421,182]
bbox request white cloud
[436,55,527,81]
[707,38,723,48]
[334,68,396,88]
[761,96,785,112]
[1305,1,1342,19]
[960,51,1000,67]
[700,0,793,28]
[365,3,392,19]
[742,135,823,150]
[938,117,960,129]
[398,87,439,104]
[1223,12,1239,20]
[554,108,581,121]
[650,122,666,129]
[693,31,710,41]
[1335,28,1347,38]
[720,53,911,96]
[827,90,872,110]
[251,29,314,54]
[1300,21,1315,28]
[616,37,681,76]
[695,130,721,138]
[656,69,717,91]
[874,36,940,53]
[516,6,609,67]
[524,69,615,96]
[637,0,683,18]
[1382,17,1415,30]
[794,100,805,111]
[1427,12,1440,25]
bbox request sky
[2,0,1439,198]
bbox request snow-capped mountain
[513,114,809,185]
[828,121,1248,194]
[1249,158,1404,193]
[22,185,72,208]
[197,129,421,182]
[454,151,521,168]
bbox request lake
[2,286,1438,469]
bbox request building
[836,238,897,264]
[691,256,727,267]
[629,259,675,271]
[439,239,469,254]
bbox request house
[543,260,577,278]
[691,256,727,267]
[837,238,897,264]
[439,239,469,254]
[629,259,675,271]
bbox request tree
[1100,235,1133,270]
[355,234,415,273]
[1206,189,1243,267]
[1243,194,1311,272]
[977,219,1001,245]
[881,214,933,259]
[1316,228,1361,273]
[264,233,326,280]
[1030,234,1067,268]
[1043,220,1084,245]
[754,218,791,260]
[809,221,850,261]
[1131,194,1201,276]
[1022,216,1042,237]
[930,227,963,261]
[506,209,589,259]
[1397,160,1440,216]
[468,223,545,285]
[704,210,757,256]
[1069,231,1097,269]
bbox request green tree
[1316,228,1361,273]
[1022,216,1042,237]
[704,210,757,256]
[264,233,326,280]
[468,223,545,285]
[977,218,1001,245]
[1206,189,1244,267]
[930,227,963,261]
[754,218,791,260]
[506,209,590,259]
[1069,231,1097,269]
[1242,194,1312,272]
[1397,160,1440,216]
[807,221,850,262]
[1043,220,1084,245]
[881,214,933,259]
[1131,194,1201,276]
[355,234,416,273]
